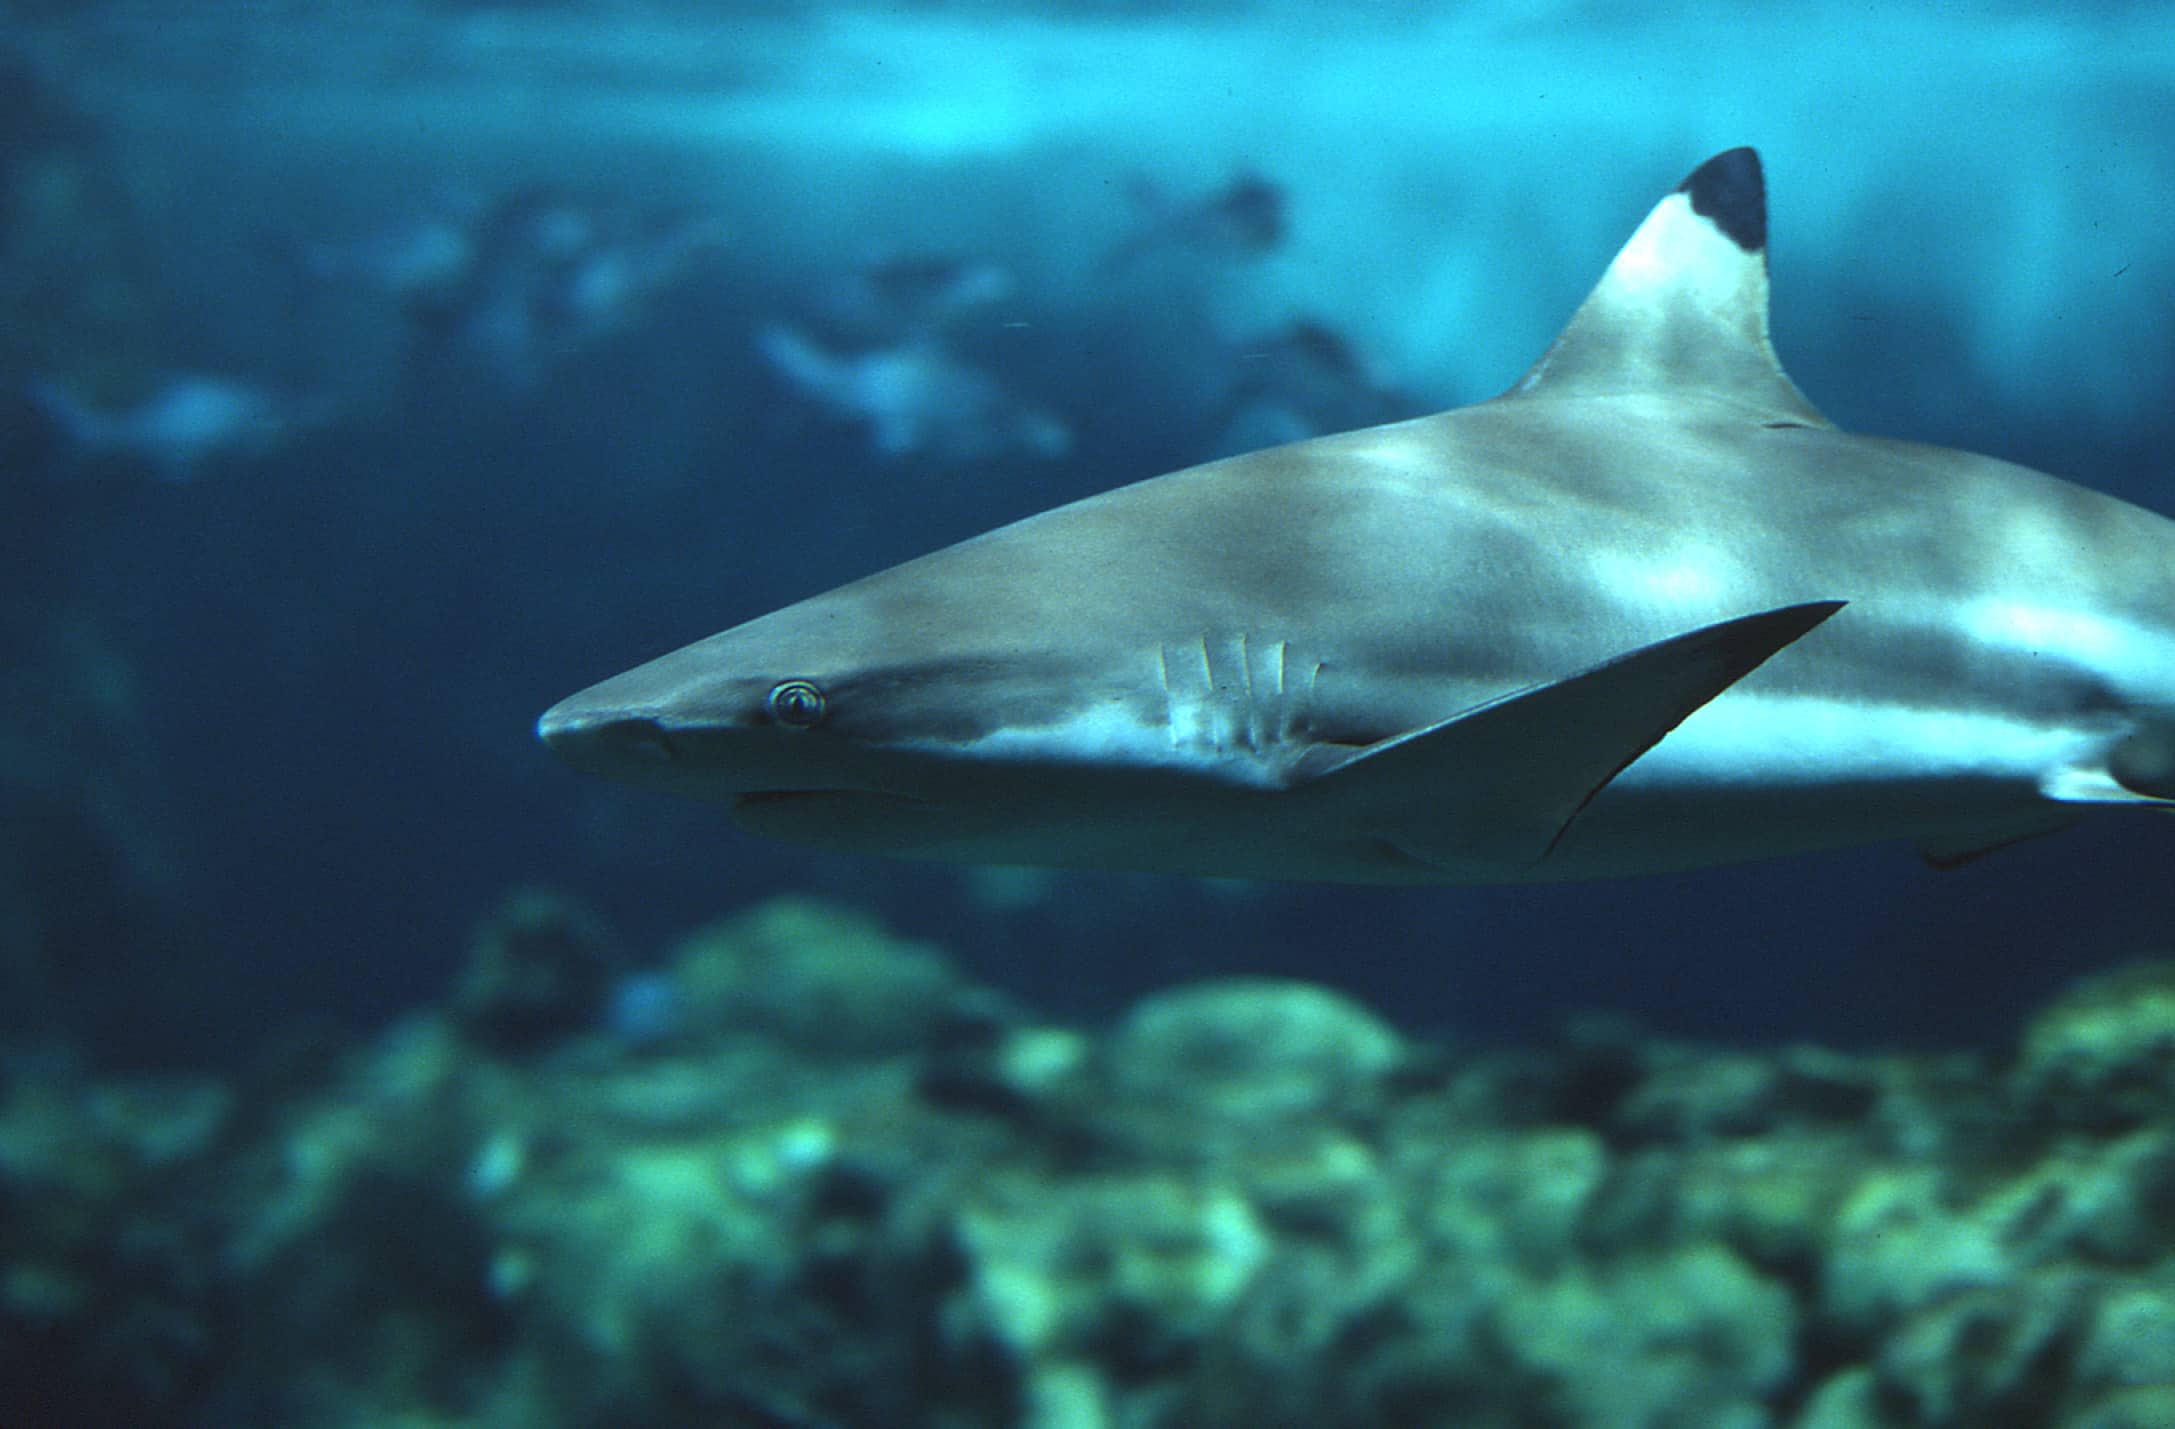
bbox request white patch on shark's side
[1590,538,1745,609]
[920,700,1284,785]
[1960,598,2129,664]
[1627,693,2115,790]
[906,637,1326,787]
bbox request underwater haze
[7,0,2175,1066]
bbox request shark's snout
[536,699,680,775]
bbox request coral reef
[451,889,625,1055]
[7,901,2175,1427]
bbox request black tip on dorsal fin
[1677,147,1766,254]
[1505,145,1827,427]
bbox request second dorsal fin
[1509,148,1829,427]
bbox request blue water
[8,0,2174,1066]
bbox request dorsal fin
[1509,148,1829,427]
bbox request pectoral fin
[1299,601,1846,868]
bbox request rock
[1827,1127,2175,1334]
[1024,1359,1114,1429]
[952,1173,1270,1365]
[669,897,963,1057]
[1408,1126,1609,1268]
[2060,1385,2175,1429]
[1790,1367,1894,1429]
[1876,1268,2090,1426]
[1971,1128,2175,1266]
[1614,1048,1785,1141]
[1823,1166,2010,1330]
[2074,1283,2175,1399]
[26,904,2175,1426]
[1496,1243,1798,1428]
[1618,1130,1858,1269]
[0,1068,231,1425]
[451,889,623,1054]
[1106,979,1403,1123]
[918,1024,1092,1122]
[1612,1043,1883,1144]
[2015,960,2175,1131]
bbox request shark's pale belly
[1542,692,2113,877]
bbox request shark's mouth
[733,787,929,807]
[735,788,858,808]
[735,787,930,817]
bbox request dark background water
[6,0,2173,1067]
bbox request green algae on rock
[12,900,2175,1427]
[2015,959,2175,1131]
[668,895,969,1057]
[1107,978,1405,1123]
[452,889,625,1055]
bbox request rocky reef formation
[6,896,2175,1427]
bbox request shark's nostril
[603,717,679,763]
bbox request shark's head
[536,519,1238,865]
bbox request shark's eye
[766,679,827,728]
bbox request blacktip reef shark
[540,148,2175,884]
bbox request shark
[539,148,2175,884]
